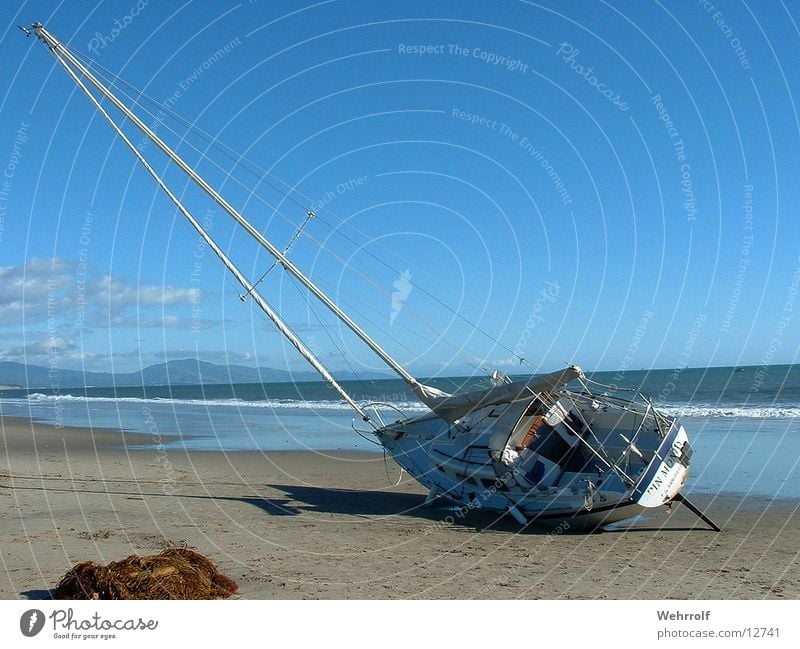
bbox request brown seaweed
[55,548,238,600]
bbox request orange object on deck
[516,415,545,450]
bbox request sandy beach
[1,416,797,599]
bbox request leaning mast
[28,23,374,420]
[29,23,434,403]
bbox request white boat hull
[26,25,700,534]
[375,390,691,529]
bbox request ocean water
[1,364,797,498]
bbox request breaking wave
[16,393,799,419]
[21,392,430,413]
[659,404,800,419]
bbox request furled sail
[414,365,585,421]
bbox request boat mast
[31,23,429,397]
[30,23,372,422]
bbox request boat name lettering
[645,453,683,497]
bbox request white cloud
[481,357,521,368]
[93,275,200,309]
[0,258,202,328]
[1,336,78,359]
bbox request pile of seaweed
[54,548,238,600]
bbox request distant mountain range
[0,359,388,389]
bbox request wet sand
[1,416,797,599]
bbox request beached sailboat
[25,23,719,530]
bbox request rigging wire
[88,72,493,377]
[77,54,455,311]
[283,274,389,446]
[304,272,488,376]
[287,275,426,376]
[384,448,405,486]
[64,43,540,374]
[239,208,316,302]
[75,50,532,374]
[285,272,372,396]
[42,32,371,417]
[66,46,313,214]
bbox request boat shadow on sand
[262,483,534,533]
[259,484,705,534]
[20,588,55,600]
[4,477,709,541]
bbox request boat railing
[537,391,637,488]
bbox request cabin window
[527,429,572,465]
[515,412,594,472]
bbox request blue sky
[0,0,798,378]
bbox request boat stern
[632,422,692,508]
